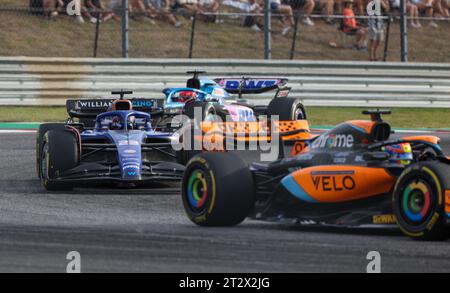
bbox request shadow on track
[0,179,180,195]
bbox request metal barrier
[1,57,450,107]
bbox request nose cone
[119,145,142,180]
[110,131,144,181]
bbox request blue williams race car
[36,91,184,191]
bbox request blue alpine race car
[36,91,184,190]
[153,71,304,127]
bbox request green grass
[307,107,450,129]
[1,106,449,129]
[0,106,67,122]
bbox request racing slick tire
[182,152,255,226]
[184,101,220,125]
[267,98,306,121]
[177,102,221,165]
[40,129,79,191]
[36,123,66,178]
[393,161,450,241]
[175,124,203,165]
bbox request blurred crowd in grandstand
[31,0,450,30]
[28,0,450,61]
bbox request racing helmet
[110,115,124,130]
[382,143,413,165]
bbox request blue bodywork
[61,109,183,184]
[161,77,287,115]
[162,79,230,111]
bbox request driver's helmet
[382,143,413,165]
[174,91,197,103]
[110,115,123,130]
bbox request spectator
[222,0,263,31]
[270,0,296,34]
[287,0,316,26]
[198,0,221,22]
[315,0,335,23]
[43,0,64,18]
[199,0,220,13]
[442,0,450,16]
[389,0,422,28]
[342,0,367,50]
[146,0,182,27]
[434,0,449,16]
[335,0,343,13]
[90,0,121,22]
[129,0,152,19]
[354,0,364,15]
[412,0,439,27]
[247,0,264,31]
[84,0,105,23]
[368,0,389,61]
[62,0,97,23]
[244,0,264,31]
[174,0,201,16]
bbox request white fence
[1,57,450,107]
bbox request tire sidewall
[36,123,65,178]
[184,101,217,126]
[268,98,305,121]
[40,129,78,190]
[182,156,217,225]
[182,153,255,226]
[393,162,448,240]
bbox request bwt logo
[66,0,82,16]
[224,80,277,90]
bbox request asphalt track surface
[1,132,450,273]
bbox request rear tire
[182,152,255,226]
[40,129,79,191]
[184,101,219,126]
[393,161,450,241]
[178,101,221,165]
[267,98,306,121]
[175,125,203,165]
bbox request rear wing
[66,98,162,127]
[214,78,289,95]
[66,98,161,117]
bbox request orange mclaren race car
[181,109,450,240]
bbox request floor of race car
[0,133,450,273]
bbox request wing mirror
[363,151,389,161]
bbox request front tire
[36,123,65,178]
[393,162,450,241]
[40,129,79,191]
[182,153,255,226]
